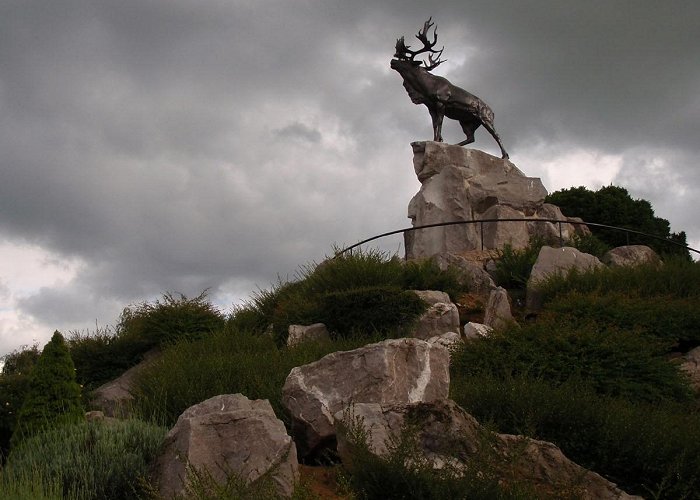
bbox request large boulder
[281,338,450,459]
[603,245,661,268]
[335,399,640,499]
[526,246,604,310]
[154,394,298,498]
[404,142,582,260]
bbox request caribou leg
[457,119,478,146]
[429,103,445,142]
[482,121,509,159]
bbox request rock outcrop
[335,399,640,500]
[287,323,330,347]
[603,245,661,268]
[91,349,160,417]
[526,246,604,310]
[483,286,515,330]
[154,394,298,499]
[405,142,581,260]
[409,290,460,340]
[281,338,450,459]
[681,346,700,391]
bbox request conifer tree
[10,331,84,447]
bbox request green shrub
[318,286,426,340]
[2,419,166,500]
[131,327,380,427]
[117,291,225,349]
[451,319,692,404]
[450,374,700,499]
[11,332,84,447]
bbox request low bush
[450,374,700,499]
[1,419,166,500]
[451,320,692,404]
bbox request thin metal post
[558,221,563,247]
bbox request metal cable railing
[334,218,699,257]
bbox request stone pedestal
[405,142,581,260]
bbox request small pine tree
[10,331,84,447]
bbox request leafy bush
[131,327,380,427]
[11,332,84,447]
[545,185,690,258]
[1,419,166,500]
[450,374,700,499]
[451,319,692,404]
[2,344,40,376]
[0,345,40,458]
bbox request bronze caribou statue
[391,18,509,159]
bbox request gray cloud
[1,0,698,353]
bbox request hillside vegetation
[0,249,698,499]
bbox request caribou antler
[394,18,446,70]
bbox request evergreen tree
[546,185,690,258]
[10,331,84,447]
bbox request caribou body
[391,19,509,159]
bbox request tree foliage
[11,332,84,447]
[545,185,690,258]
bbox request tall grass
[229,249,464,345]
[131,327,384,427]
[0,419,166,500]
[450,374,700,499]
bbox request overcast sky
[1,0,698,356]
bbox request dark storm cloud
[1,1,698,351]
